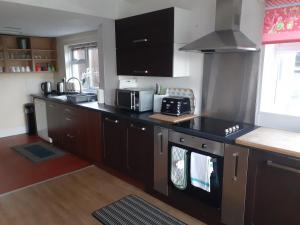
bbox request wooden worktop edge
[236,139,300,159]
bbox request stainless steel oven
[167,130,224,209]
[116,88,154,112]
[153,126,250,224]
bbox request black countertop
[31,94,256,144]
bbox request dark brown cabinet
[102,114,154,188]
[126,121,154,187]
[115,8,174,49]
[115,7,190,77]
[245,150,300,225]
[102,115,127,171]
[116,46,174,77]
[46,101,102,164]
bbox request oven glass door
[117,90,133,110]
[168,142,224,208]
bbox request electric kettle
[57,79,65,95]
[41,82,52,96]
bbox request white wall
[0,72,54,137]
[98,19,118,106]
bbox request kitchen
[0,0,299,225]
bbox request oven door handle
[130,92,135,110]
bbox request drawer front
[116,8,174,49]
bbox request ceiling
[0,1,104,37]
[0,0,207,37]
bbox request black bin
[24,103,37,135]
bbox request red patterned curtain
[263,0,300,44]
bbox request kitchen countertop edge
[31,94,241,144]
[236,127,300,159]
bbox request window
[68,42,100,90]
[260,42,300,117]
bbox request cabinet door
[46,101,64,146]
[103,115,126,171]
[116,45,173,77]
[115,8,174,49]
[84,111,102,164]
[245,150,300,225]
[126,121,154,184]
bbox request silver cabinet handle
[157,132,164,155]
[132,38,148,43]
[65,108,71,113]
[233,152,239,181]
[267,160,300,174]
[133,70,149,74]
[65,117,72,121]
[130,123,146,131]
[105,117,119,124]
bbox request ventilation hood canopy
[180,0,259,53]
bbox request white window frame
[256,44,300,132]
[65,42,99,91]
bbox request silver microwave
[116,88,154,112]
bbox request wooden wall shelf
[0,35,58,74]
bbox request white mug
[21,66,26,72]
[26,66,31,72]
[11,66,16,72]
[16,66,21,72]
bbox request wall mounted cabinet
[0,35,57,74]
[115,7,191,77]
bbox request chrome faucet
[66,77,82,94]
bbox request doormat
[12,142,65,163]
[92,195,186,225]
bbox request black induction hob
[175,116,255,139]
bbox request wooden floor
[0,166,206,225]
[0,134,90,194]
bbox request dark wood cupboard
[115,8,174,49]
[115,7,190,77]
[126,121,154,187]
[102,115,127,171]
[102,114,154,188]
[46,101,102,164]
[116,46,174,77]
[245,149,300,225]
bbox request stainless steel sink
[66,93,97,104]
[48,93,97,104]
[48,95,68,101]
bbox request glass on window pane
[260,43,300,117]
[72,48,86,61]
[69,44,100,90]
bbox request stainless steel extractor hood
[180,0,259,53]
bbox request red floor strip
[0,134,90,194]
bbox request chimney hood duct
[180,0,259,53]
